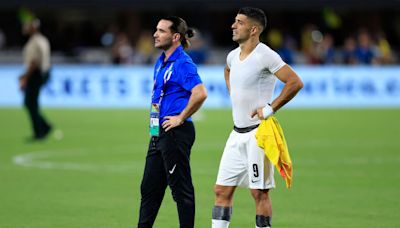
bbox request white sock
[256,226,270,228]
[212,219,230,228]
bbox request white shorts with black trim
[216,128,275,189]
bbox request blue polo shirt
[152,45,202,123]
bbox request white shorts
[216,128,275,189]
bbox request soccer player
[19,18,52,140]
[137,16,207,228]
[212,7,303,228]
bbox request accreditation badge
[149,103,160,136]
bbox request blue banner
[0,65,399,108]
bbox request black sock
[212,206,232,221]
[256,215,271,227]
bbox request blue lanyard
[152,62,174,106]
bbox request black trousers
[24,69,52,139]
[138,121,196,228]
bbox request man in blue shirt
[138,16,207,228]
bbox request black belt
[233,124,259,133]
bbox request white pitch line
[12,146,145,173]
[12,141,399,175]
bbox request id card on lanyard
[149,104,160,136]
[149,63,174,137]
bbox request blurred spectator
[101,25,118,47]
[301,24,318,63]
[111,32,133,64]
[267,30,296,65]
[355,30,379,64]
[342,36,358,64]
[0,7,399,65]
[376,31,395,64]
[301,24,335,64]
[266,29,282,49]
[315,33,336,64]
[278,35,297,65]
[186,28,208,64]
[135,30,155,64]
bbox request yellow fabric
[255,116,293,188]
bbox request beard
[155,38,173,50]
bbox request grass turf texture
[0,108,399,228]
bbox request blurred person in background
[376,31,395,64]
[135,30,156,64]
[111,32,133,64]
[19,18,52,141]
[300,23,318,64]
[277,35,297,65]
[137,16,207,228]
[342,36,358,64]
[212,7,303,228]
[186,28,209,64]
[314,33,336,64]
[355,29,379,64]
[266,29,296,65]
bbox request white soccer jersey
[227,43,285,128]
[23,33,51,73]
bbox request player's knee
[214,185,233,203]
[251,189,270,202]
[213,185,226,198]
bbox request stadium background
[0,1,400,227]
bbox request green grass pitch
[1,108,399,227]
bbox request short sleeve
[259,46,286,74]
[226,50,235,69]
[178,62,202,91]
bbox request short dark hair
[238,7,267,30]
[161,16,194,49]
